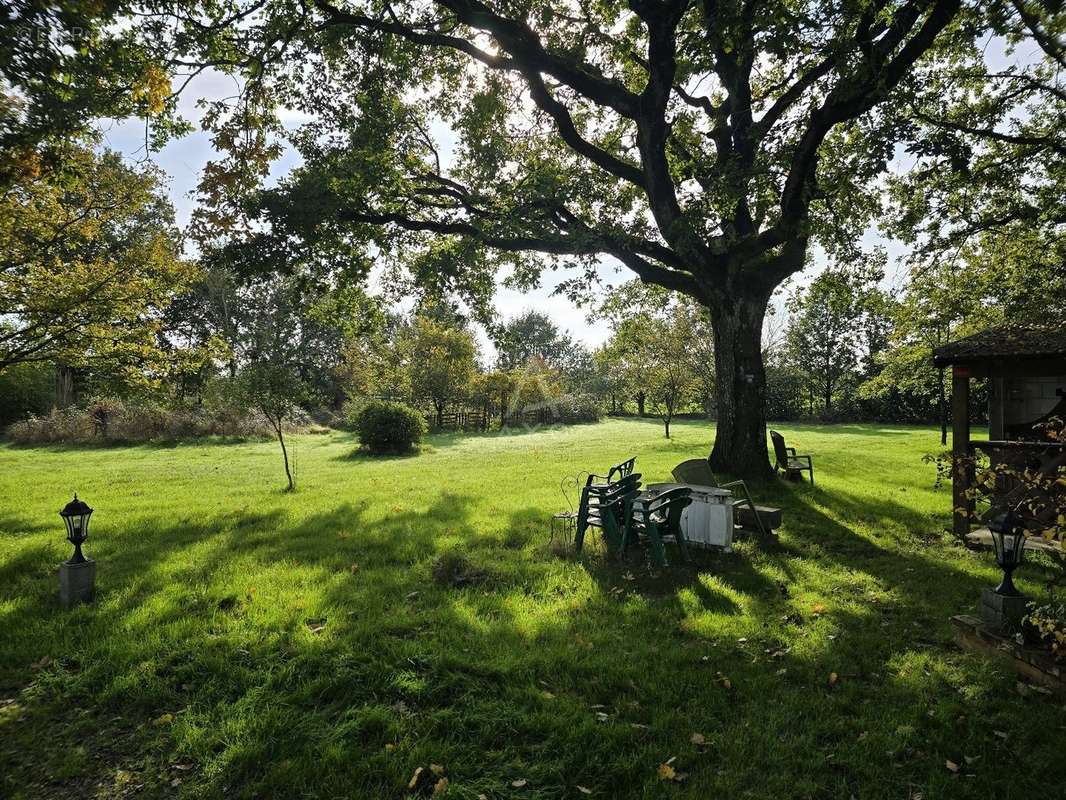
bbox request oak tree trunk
[708,291,773,478]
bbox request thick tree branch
[437,0,641,117]
[765,0,961,264]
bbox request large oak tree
[7,0,1059,474]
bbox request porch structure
[932,325,1066,539]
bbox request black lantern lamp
[988,510,1026,596]
[59,494,93,564]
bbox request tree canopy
[0,143,193,378]
[2,0,1061,473]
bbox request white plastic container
[646,482,735,552]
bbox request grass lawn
[2,418,1064,799]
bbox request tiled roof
[932,325,1066,366]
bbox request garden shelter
[932,325,1066,543]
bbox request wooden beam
[946,358,1066,379]
[952,368,973,538]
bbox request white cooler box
[646,483,735,552]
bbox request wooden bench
[736,504,782,532]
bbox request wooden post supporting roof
[951,367,973,538]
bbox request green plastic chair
[575,472,642,555]
[623,486,693,567]
[606,457,636,482]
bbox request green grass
[1,419,1064,799]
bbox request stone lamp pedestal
[59,559,96,608]
[980,587,1027,633]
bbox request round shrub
[355,401,426,454]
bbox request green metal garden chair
[622,486,693,567]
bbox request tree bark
[55,364,75,409]
[708,291,773,477]
[636,391,646,417]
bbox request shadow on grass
[2,474,1061,800]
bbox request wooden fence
[426,410,488,431]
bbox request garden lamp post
[980,510,1028,632]
[58,494,96,608]
[59,494,93,563]
[989,511,1026,596]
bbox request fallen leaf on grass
[350,563,360,574]
[433,777,449,796]
[408,766,424,789]
[658,763,676,781]
[828,672,839,687]
[575,634,593,650]
[577,786,593,795]
[542,690,555,700]
[511,778,528,788]
[430,764,445,776]
[812,603,827,614]
[945,760,959,773]
[30,656,51,670]
[305,619,327,635]
[689,733,705,745]
[385,744,396,752]
[152,713,174,726]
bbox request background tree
[861,224,1066,439]
[508,355,564,421]
[193,268,368,489]
[601,285,701,437]
[473,369,516,427]
[785,259,886,416]
[494,310,578,372]
[638,310,699,439]
[338,311,411,404]
[0,145,193,381]
[407,315,478,427]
